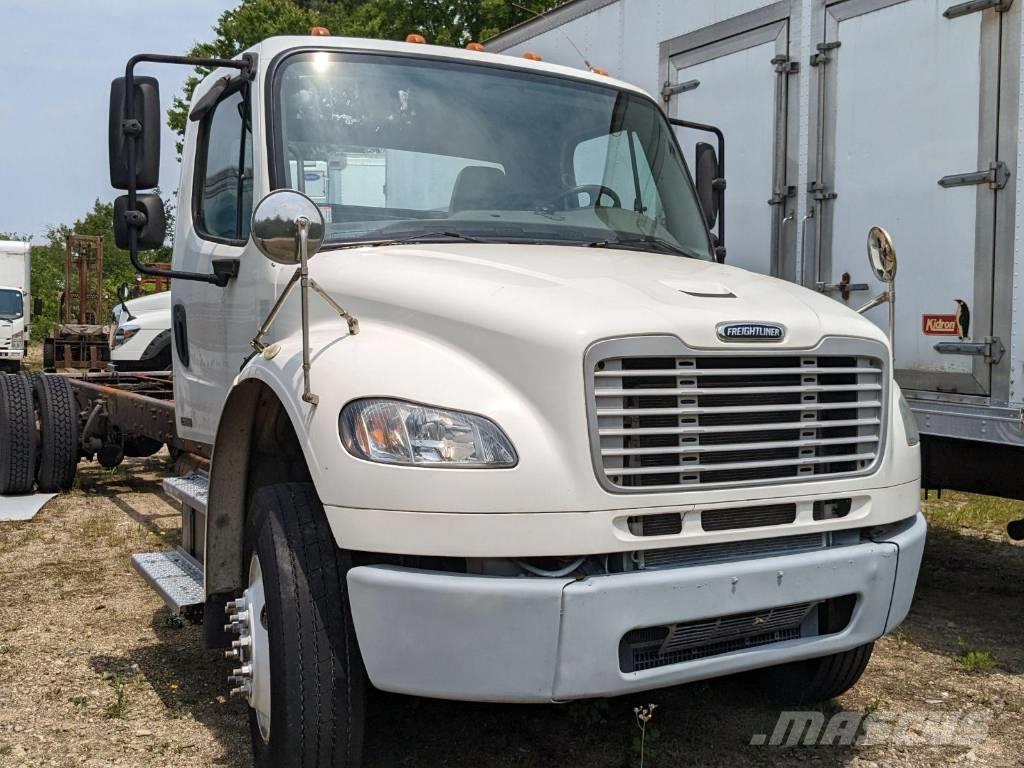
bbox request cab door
[813,0,1012,396]
[661,5,798,279]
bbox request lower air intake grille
[637,532,827,570]
[620,601,815,672]
[701,503,796,531]
[589,338,888,491]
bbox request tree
[25,198,173,342]
[168,0,560,149]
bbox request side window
[195,89,253,242]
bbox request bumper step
[131,549,204,611]
[163,472,209,515]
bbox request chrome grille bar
[587,338,887,492]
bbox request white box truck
[489,0,1024,511]
[0,34,924,767]
[0,239,31,372]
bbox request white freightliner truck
[0,34,924,767]
[0,240,31,372]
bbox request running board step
[163,471,209,515]
[131,549,205,611]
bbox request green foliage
[167,0,560,151]
[26,197,173,341]
[957,648,997,673]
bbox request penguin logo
[954,299,970,340]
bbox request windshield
[0,289,23,320]
[272,51,713,260]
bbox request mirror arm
[670,117,726,259]
[856,291,890,314]
[122,52,256,288]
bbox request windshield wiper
[324,232,484,250]
[587,236,704,260]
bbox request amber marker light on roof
[591,66,609,76]
[466,42,485,52]
[523,51,543,61]
[406,33,426,44]
[310,26,330,36]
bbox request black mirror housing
[109,76,161,190]
[114,193,166,250]
[694,141,720,230]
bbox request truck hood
[311,243,888,351]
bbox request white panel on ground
[0,494,56,522]
[830,2,983,377]
[674,40,779,275]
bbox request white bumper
[347,512,925,702]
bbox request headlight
[340,398,517,467]
[113,325,139,349]
[897,390,920,447]
[11,331,23,349]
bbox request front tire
[242,483,366,768]
[755,642,874,704]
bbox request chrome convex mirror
[252,189,326,264]
[857,226,898,353]
[866,225,897,283]
[248,189,359,406]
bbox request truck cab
[0,240,30,372]
[109,35,925,768]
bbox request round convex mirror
[866,225,897,283]
[251,189,326,265]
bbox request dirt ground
[1,454,1022,768]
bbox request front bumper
[0,347,24,361]
[347,512,925,702]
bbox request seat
[449,166,508,213]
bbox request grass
[957,649,997,674]
[103,675,131,719]
[922,490,1024,535]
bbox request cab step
[163,471,209,515]
[131,549,205,611]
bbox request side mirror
[109,76,161,190]
[32,297,43,318]
[118,282,131,302]
[113,193,166,250]
[694,141,720,230]
[251,189,326,264]
[866,226,897,282]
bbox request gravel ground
[0,455,1022,768]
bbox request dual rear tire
[0,372,79,494]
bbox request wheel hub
[225,554,271,741]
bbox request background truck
[0,239,31,372]
[489,0,1024,510]
[0,33,924,768]
[109,288,172,371]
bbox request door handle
[934,336,1005,365]
[815,272,870,301]
[938,160,1009,190]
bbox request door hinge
[661,78,700,103]
[808,181,838,201]
[771,54,799,75]
[943,0,1013,20]
[815,272,870,301]
[938,160,1010,190]
[768,185,797,205]
[810,41,841,67]
[934,336,1005,365]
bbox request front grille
[590,342,886,491]
[701,503,796,531]
[620,601,815,672]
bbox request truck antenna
[507,1,594,71]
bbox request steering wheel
[548,184,622,209]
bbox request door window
[195,89,253,242]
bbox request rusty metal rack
[43,234,112,369]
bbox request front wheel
[233,483,366,768]
[754,642,874,704]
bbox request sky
[0,0,238,241]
